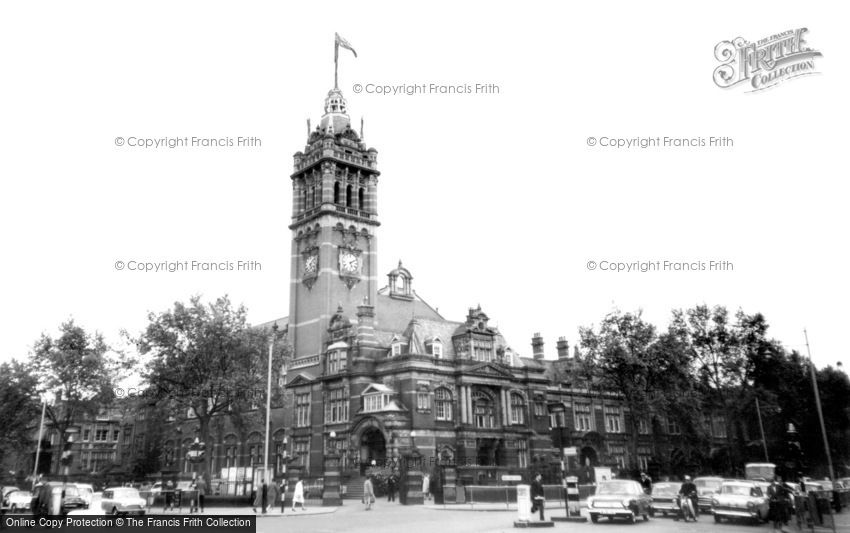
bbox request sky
[0,0,848,370]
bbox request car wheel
[590,513,599,523]
[714,514,721,523]
[662,511,667,517]
[10,504,17,512]
[112,508,119,515]
[649,508,655,517]
[628,514,636,524]
[643,513,649,522]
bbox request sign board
[594,466,613,483]
[516,484,531,521]
[502,475,522,482]
[563,447,578,457]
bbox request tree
[30,320,116,473]
[137,295,287,482]
[0,360,41,472]
[579,310,675,471]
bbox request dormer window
[387,261,414,300]
[390,337,402,357]
[426,338,443,358]
[326,341,349,374]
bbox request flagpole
[804,330,835,483]
[32,400,46,489]
[334,39,339,89]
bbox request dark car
[588,480,653,524]
[31,483,88,516]
[650,482,681,517]
[694,476,724,513]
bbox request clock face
[339,251,359,275]
[304,254,318,275]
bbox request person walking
[387,474,397,502]
[252,480,267,514]
[266,479,279,514]
[363,475,375,511]
[291,477,305,511]
[530,473,546,521]
[194,476,206,513]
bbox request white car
[101,487,147,515]
[711,480,769,523]
[75,483,95,507]
[2,489,33,512]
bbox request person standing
[387,474,397,502]
[195,476,206,513]
[363,475,375,511]
[639,472,652,495]
[530,473,546,521]
[252,480,266,514]
[768,477,789,532]
[422,473,431,501]
[279,479,288,514]
[164,480,174,512]
[291,477,305,511]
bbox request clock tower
[288,86,380,359]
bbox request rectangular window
[518,440,528,468]
[533,400,546,417]
[295,393,310,427]
[604,406,622,433]
[666,418,681,435]
[95,428,109,442]
[83,428,91,442]
[113,429,120,442]
[294,438,309,466]
[327,350,347,374]
[417,392,430,411]
[549,408,566,428]
[435,389,452,421]
[574,403,593,432]
[363,394,380,413]
[713,416,727,438]
[637,418,651,435]
[637,446,651,473]
[609,445,626,469]
[324,388,348,423]
[431,343,443,358]
[391,343,402,357]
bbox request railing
[290,355,320,369]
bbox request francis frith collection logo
[713,28,822,92]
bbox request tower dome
[320,88,351,134]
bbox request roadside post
[514,483,554,528]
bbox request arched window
[473,390,495,428]
[510,392,526,425]
[358,187,365,210]
[308,186,315,208]
[313,185,320,207]
[435,388,453,421]
[334,182,341,204]
[346,184,352,207]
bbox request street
[255,504,781,533]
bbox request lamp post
[263,324,278,483]
[31,400,46,489]
[804,330,835,482]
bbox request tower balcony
[292,204,377,225]
[293,149,378,173]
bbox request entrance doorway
[360,428,386,474]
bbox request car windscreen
[721,484,751,496]
[596,482,636,495]
[696,480,722,491]
[652,484,679,496]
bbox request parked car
[649,482,680,517]
[75,483,94,507]
[694,476,724,513]
[588,479,653,524]
[1,486,19,500]
[101,487,146,515]
[711,480,769,524]
[31,483,88,516]
[2,489,33,512]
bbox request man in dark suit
[530,473,546,520]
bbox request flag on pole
[335,32,357,58]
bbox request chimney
[556,337,569,359]
[356,298,378,348]
[532,333,544,360]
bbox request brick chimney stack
[532,333,545,360]
[556,337,569,359]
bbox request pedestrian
[639,472,652,495]
[387,474,396,502]
[530,473,546,521]
[291,477,305,511]
[422,473,431,501]
[266,479,279,514]
[768,477,789,532]
[189,479,197,513]
[164,480,174,512]
[363,475,375,511]
[279,478,288,514]
[195,476,206,513]
[252,480,266,514]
